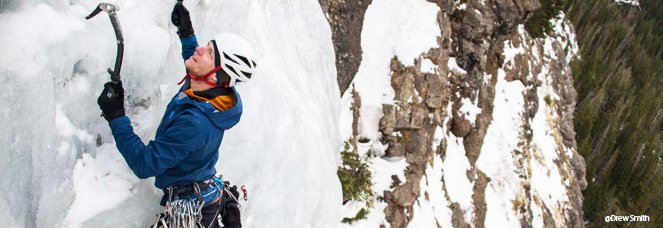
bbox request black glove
[226,183,240,199]
[221,183,242,228]
[97,81,125,121]
[171,2,194,37]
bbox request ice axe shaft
[86,3,124,84]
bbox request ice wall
[0,0,341,227]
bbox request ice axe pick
[85,3,124,85]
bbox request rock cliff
[325,0,587,227]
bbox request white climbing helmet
[210,33,257,87]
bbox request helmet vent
[241,71,252,79]
[223,52,239,65]
[225,64,240,77]
[235,55,251,67]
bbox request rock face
[319,0,372,94]
[331,0,586,227]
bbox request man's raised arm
[171,1,198,60]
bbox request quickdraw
[152,184,205,228]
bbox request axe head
[98,3,119,12]
[85,3,119,20]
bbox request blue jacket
[108,34,241,197]
[109,88,242,188]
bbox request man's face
[184,42,215,77]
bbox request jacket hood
[177,87,243,130]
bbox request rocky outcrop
[380,56,449,227]
[377,0,545,227]
[319,0,372,94]
[330,0,586,227]
[500,23,586,227]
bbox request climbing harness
[151,177,246,228]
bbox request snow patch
[614,0,640,7]
[443,136,475,222]
[420,58,438,74]
[410,150,454,227]
[447,57,467,74]
[433,126,444,149]
[350,0,440,144]
[542,15,579,64]
[457,3,467,11]
[528,61,570,225]
[476,68,526,227]
[441,104,475,223]
[372,157,409,196]
[340,157,408,227]
[459,97,482,125]
[503,37,526,67]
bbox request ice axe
[85,3,124,87]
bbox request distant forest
[565,0,663,226]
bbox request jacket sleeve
[108,115,202,179]
[180,35,199,60]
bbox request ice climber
[96,2,257,227]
